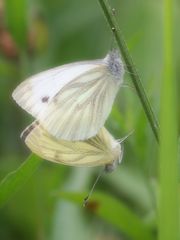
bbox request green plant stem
[98,0,160,143]
[159,0,179,239]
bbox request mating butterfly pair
[12,49,126,171]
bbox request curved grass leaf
[0,154,42,208]
[60,191,154,240]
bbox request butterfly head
[105,140,122,173]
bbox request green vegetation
[0,0,179,239]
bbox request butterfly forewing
[13,51,124,141]
[12,61,103,119]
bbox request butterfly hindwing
[22,122,119,167]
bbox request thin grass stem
[98,0,160,143]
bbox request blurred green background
[0,0,179,239]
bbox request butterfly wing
[22,122,117,167]
[39,66,119,140]
[12,61,103,118]
[13,51,124,141]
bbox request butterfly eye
[104,160,118,173]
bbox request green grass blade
[159,0,179,239]
[0,155,42,208]
[60,191,154,240]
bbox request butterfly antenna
[121,83,135,91]
[117,130,135,144]
[83,167,104,207]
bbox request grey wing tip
[21,121,39,141]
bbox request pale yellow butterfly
[12,49,124,141]
[21,121,124,170]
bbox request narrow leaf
[0,155,42,208]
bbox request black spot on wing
[41,96,49,103]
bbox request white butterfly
[12,49,124,141]
[21,121,124,170]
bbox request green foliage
[60,191,154,240]
[0,0,179,239]
[4,0,28,49]
[0,155,42,208]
